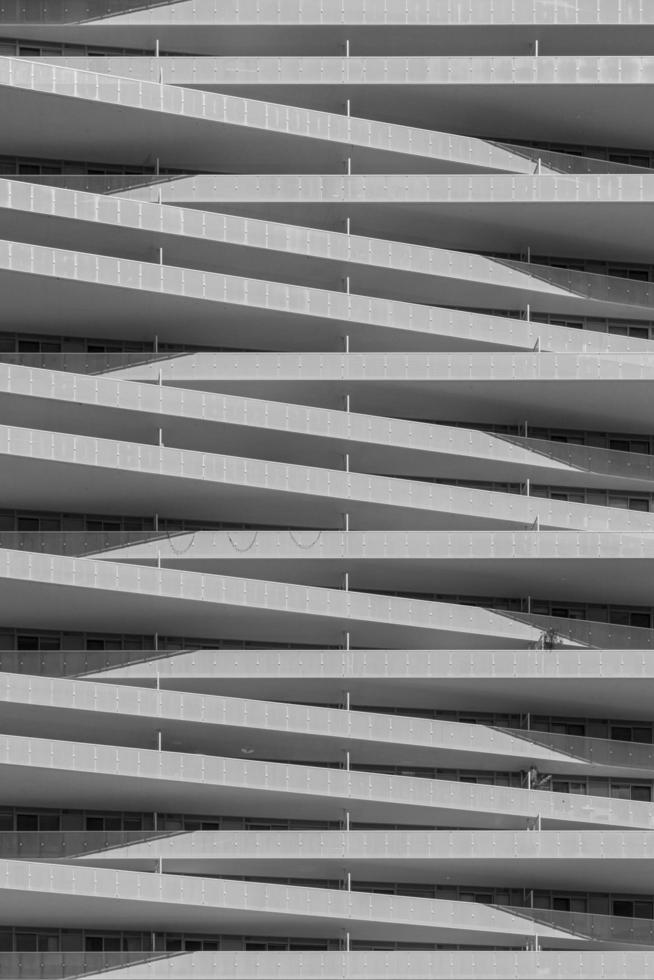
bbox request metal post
[345,750,350,770]
[345,275,350,294]
[344,512,350,533]
[159,247,163,266]
[345,631,350,651]
[346,98,351,117]
[346,217,351,236]
[156,729,162,752]
[344,572,349,592]
[344,453,350,473]
[154,513,159,532]
[345,690,350,711]
[347,156,351,175]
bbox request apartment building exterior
[1,2,654,978]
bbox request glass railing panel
[502,727,654,771]
[504,611,654,650]
[0,951,173,978]
[0,530,169,556]
[497,142,654,175]
[0,650,195,677]
[0,830,183,859]
[509,905,654,947]
[0,352,193,373]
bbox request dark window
[17,517,39,531]
[16,814,38,832]
[39,814,60,832]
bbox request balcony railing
[510,905,654,948]
[0,951,174,979]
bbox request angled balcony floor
[108,352,654,432]
[5,426,651,533]
[4,179,654,331]
[119,174,654,262]
[3,238,641,355]
[18,829,653,893]
[0,949,654,980]
[49,55,654,149]
[0,57,536,175]
[0,860,597,949]
[65,648,654,718]
[123,174,654,260]
[78,530,654,606]
[0,950,650,980]
[2,366,654,492]
[5,2,654,58]
[0,735,647,830]
[0,548,548,649]
[3,671,647,779]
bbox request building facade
[1,2,654,978]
